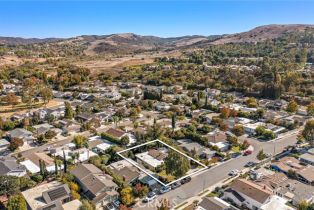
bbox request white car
[143,192,157,203]
[228,169,239,176]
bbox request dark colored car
[243,150,253,156]
[244,161,256,167]
[112,199,121,208]
[171,181,182,189]
[180,176,192,184]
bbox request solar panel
[47,187,68,201]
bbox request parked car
[105,203,117,210]
[171,181,182,189]
[180,176,191,184]
[112,199,121,208]
[232,152,241,158]
[143,192,157,203]
[159,186,171,194]
[244,161,256,167]
[243,150,252,156]
[228,169,239,176]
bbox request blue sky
[0,0,313,38]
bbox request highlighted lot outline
[116,139,208,187]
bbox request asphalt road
[134,132,299,210]
[16,131,90,158]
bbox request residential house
[0,156,27,177]
[256,172,314,207]
[297,106,308,116]
[205,88,221,98]
[7,128,35,143]
[196,197,238,210]
[139,174,160,191]
[105,128,126,140]
[33,109,48,121]
[243,122,265,135]
[55,120,81,134]
[20,152,56,174]
[136,149,168,170]
[46,105,65,119]
[75,113,95,123]
[206,130,227,144]
[204,112,220,124]
[52,146,97,163]
[33,123,54,136]
[228,104,257,113]
[0,138,10,152]
[299,148,314,166]
[297,166,314,185]
[271,156,305,174]
[71,164,118,209]
[108,160,141,184]
[22,181,80,210]
[223,178,273,210]
[178,139,216,159]
[155,102,171,111]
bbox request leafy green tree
[171,114,176,131]
[164,150,191,178]
[3,120,15,131]
[286,100,299,113]
[307,102,314,116]
[7,194,27,210]
[257,149,267,161]
[232,125,245,136]
[120,186,135,206]
[120,135,130,146]
[79,200,95,210]
[0,176,20,196]
[302,120,314,145]
[5,93,19,108]
[298,200,309,210]
[40,87,53,105]
[73,135,88,148]
[246,97,258,108]
[8,138,24,151]
[220,107,230,119]
[63,150,67,173]
[64,102,74,119]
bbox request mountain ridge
[1,24,314,55]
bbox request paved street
[15,131,90,158]
[134,132,299,210]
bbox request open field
[76,51,181,75]
[0,99,63,118]
[0,55,46,67]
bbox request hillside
[71,33,210,55]
[1,24,314,56]
[211,24,314,44]
[0,37,61,45]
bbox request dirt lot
[76,51,181,76]
[0,55,46,67]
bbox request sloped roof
[231,179,272,204]
[106,128,125,138]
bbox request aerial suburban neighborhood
[0,1,314,210]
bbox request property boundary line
[117,139,208,187]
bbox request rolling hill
[1,24,313,55]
